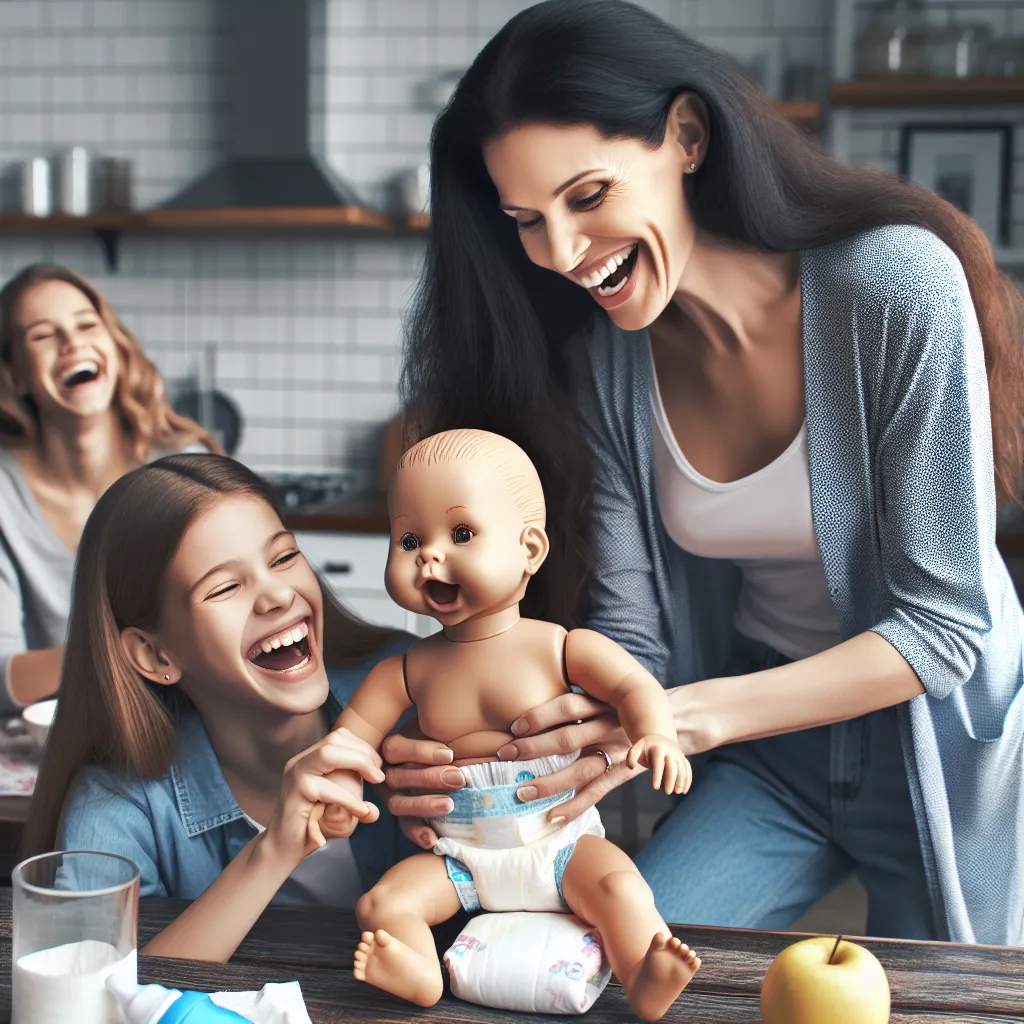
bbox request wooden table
[0,891,1019,1022]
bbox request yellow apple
[761,936,891,1024]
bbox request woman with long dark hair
[382,0,1024,945]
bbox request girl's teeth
[291,626,304,642]
[281,633,294,646]
[261,640,272,654]
[271,638,281,649]
[253,621,309,658]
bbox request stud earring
[164,674,169,681]
[688,162,697,171]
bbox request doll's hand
[626,736,692,795]
[264,729,384,860]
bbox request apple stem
[828,935,843,964]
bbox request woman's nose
[547,219,587,275]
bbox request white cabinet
[294,531,437,638]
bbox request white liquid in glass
[13,939,133,1024]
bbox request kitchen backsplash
[3,0,1019,480]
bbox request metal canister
[58,146,92,216]
[20,158,52,217]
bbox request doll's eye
[400,533,419,551]
[453,525,473,544]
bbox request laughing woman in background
[0,264,218,710]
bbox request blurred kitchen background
[3,0,1024,921]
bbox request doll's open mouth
[425,580,460,606]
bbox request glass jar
[926,22,993,78]
[855,1,930,77]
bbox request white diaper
[444,912,612,1015]
[428,752,605,913]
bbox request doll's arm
[320,654,414,839]
[565,628,690,794]
[334,653,412,751]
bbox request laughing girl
[22,453,414,961]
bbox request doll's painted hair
[397,428,546,528]
[22,453,397,858]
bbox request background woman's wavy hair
[22,453,399,857]
[403,0,1024,627]
[0,263,220,459]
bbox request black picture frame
[898,123,1013,248]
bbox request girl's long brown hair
[0,264,220,460]
[406,0,1024,627]
[21,453,400,858]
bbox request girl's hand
[263,729,384,862]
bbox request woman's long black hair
[402,0,1024,627]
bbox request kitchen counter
[282,492,389,534]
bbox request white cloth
[648,352,841,660]
[107,953,311,1023]
[444,912,611,1015]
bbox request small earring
[163,674,169,681]
[688,162,697,171]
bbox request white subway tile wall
[0,0,945,481]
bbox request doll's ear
[120,627,181,686]
[521,524,550,576]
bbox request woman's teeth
[256,620,308,655]
[579,244,637,290]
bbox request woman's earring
[163,674,169,681]
[688,162,697,172]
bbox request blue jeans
[635,633,939,939]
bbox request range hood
[160,0,367,212]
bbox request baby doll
[326,429,700,1022]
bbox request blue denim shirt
[57,633,418,901]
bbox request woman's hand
[263,729,384,861]
[494,692,645,822]
[380,733,462,850]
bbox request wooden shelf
[776,100,822,124]
[144,206,392,231]
[0,212,145,231]
[830,76,1024,108]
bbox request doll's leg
[561,835,700,1022]
[353,852,462,1006]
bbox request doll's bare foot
[353,929,443,1006]
[626,933,701,1022]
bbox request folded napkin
[107,952,312,1024]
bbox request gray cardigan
[575,224,1024,945]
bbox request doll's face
[143,495,329,717]
[385,460,547,626]
[483,116,698,332]
[10,280,120,423]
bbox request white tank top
[648,350,840,661]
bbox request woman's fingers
[381,732,454,767]
[387,792,455,819]
[496,715,620,762]
[399,817,439,850]
[383,763,466,794]
[514,752,610,802]
[548,762,640,823]
[509,693,609,738]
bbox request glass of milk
[12,850,140,1024]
